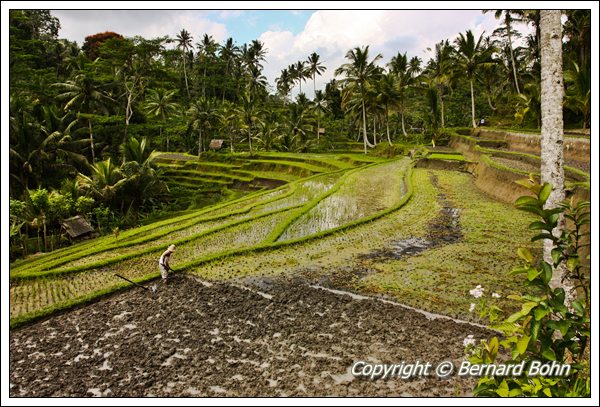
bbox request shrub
[467,180,590,397]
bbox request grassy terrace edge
[10,162,414,329]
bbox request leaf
[528,221,552,231]
[567,256,580,271]
[541,262,553,285]
[507,311,524,323]
[531,232,556,242]
[517,248,534,264]
[515,196,539,207]
[488,336,499,359]
[516,335,530,355]
[571,300,585,316]
[530,319,541,341]
[534,306,550,321]
[521,301,538,314]
[510,267,530,276]
[542,348,557,361]
[538,183,552,205]
[496,379,509,397]
[527,268,540,281]
[519,205,543,216]
[506,294,522,301]
[509,388,523,397]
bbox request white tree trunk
[88,119,96,164]
[540,10,570,297]
[507,19,521,94]
[401,113,407,136]
[470,79,476,128]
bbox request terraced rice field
[9,151,536,329]
[10,148,556,398]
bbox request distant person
[159,244,176,284]
[479,118,486,127]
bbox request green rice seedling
[279,159,409,241]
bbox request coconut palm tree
[423,41,453,128]
[176,29,193,98]
[485,10,522,94]
[453,30,495,128]
[293,60,308,94]
[238,91,260,152]
[197,34,218,98]
[375,73,401,145]
[307,52,327,96]
[335,45,383,153]
[219,37,239,102]
[564,60,590,129]
[53,71,114,163]
[143,88,180,151]
[312,90,329,142]
[187,97,219,156]
[276,68,293,103]
[388,52,413,136]
[77,158,128,204]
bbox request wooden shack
[60,215,95,241]
[209,139,225,150]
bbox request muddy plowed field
[10,275,490,397]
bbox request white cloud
[260,10,504,99]
[52,10,228,47]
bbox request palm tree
[187,97,219,155]
[53,71,113,163]
[144,88,180,151]
[486,10,522,93]
[453,30,495,128]
[276,68,293,103]
[239,92,259,152]
[388,52,413,136]
[293,61,308,94]
[218,100,240,152]
[564,60,590,129]
[307,52,327,96]
[335,46,383,153]
[312,90,329,142]
[246,64,268,100]
[197,34,218,98]
[375,73,401,145]
[176,29,193,98]
[77,158,128,204]
[248,39,267,69]
[424,41,453,128]
[219,37,239,102]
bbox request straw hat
[168,244,176,252]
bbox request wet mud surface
[10,274,490,397]
[360,173,462,261]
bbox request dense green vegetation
[9,9,590,260]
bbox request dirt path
[10,275,490,397]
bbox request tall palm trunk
[385,106,392,146]
[197,127,203,156]
[540,10,570,300]
[203,64,207,98]
[401,112,407,137]
[361,100,374,153]
[88,118,96,163]
[182,54,190,98]
[507,19,521,94]
[43,219,47,253]
[441,98,445,128]
[317,115,320,141]
[470,79,476,128]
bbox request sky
[47,7,517,98]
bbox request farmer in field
[159,244,176,284]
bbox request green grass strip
[10,165,415,329]
[10,183,299,275]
